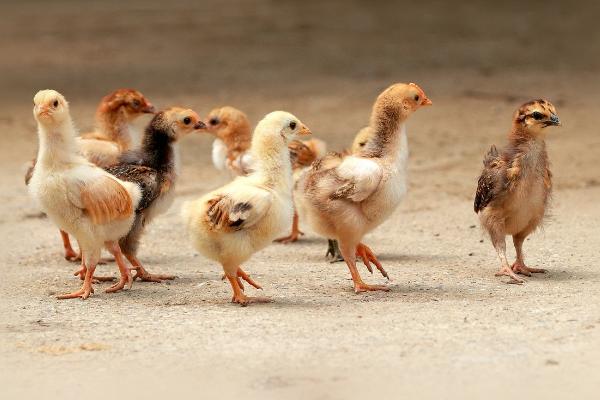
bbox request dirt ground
[1,1,600,399]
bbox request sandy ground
[1,1,600,399]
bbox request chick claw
[274,229,304,244]
[105,272,133,293]
[354,282,390,294]
[231,293,272,307]
[356,243,389,279]
[131,267,176,282]
[73,267,115,283]
[495,265,525,284]
[511,261,547,277]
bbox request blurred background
[1,1,600,398]
[2,0,599,200]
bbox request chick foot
[58,265,95,300]
[73,266,116,283]
[274,229,304,244]
[61,230,80,261]
[512,261,546,276]
[226,275,270,306]
[326,239,345,263]
[495,265,525,284]
[105,241,134,293]
[354,281,391,294]
[237,267,262,291]
[356,243,389,279]
[127,254,176,282]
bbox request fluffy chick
[25,88,155,263]
[297,83,432,293]
[474,99,560,283]
[28,90,141,299]
[182,111,311,305]
[106,108,206,282]
[206,106,253,175]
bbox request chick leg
[237,267,262,290]
[491,232,524,284]
[275,212,304,243]
[72,261,116,283]
[512,232,546,276]
[356,243,389,279]
[60,230,80,261]
[127,254,176,282]
[339,242,390,293]
[326,239,345,263]
[57,253,96,300]
[225,269,271,306]
[105,242,133,293]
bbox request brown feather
[79,176,133,224]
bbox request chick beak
[143,104,157,114]
[194,121,207,130]
[548,114,561,126]
[297,125,312,136]
[421,97,433,106]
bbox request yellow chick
[297,83,432,293]
[28,90,142,299]
[182,111,311,305]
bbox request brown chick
[206,106,253,175]
[475,99,561,283]
[297,83,432,293]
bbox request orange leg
[339,242,390,293]
[275,212,304,244]
[60,230,80,261]
[356,243,389,279]
[105,242,133,293]
[58,261,95,300]
[126,253,176,282]
[225,269,271,306]
[72,264,116,283]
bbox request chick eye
[183,117,191,125]
[132,99,141,108]
[414,95,420,102]
[209,117,219,125]
[53,100,59,107]
[289,121,297,130]
[532,111,544,120]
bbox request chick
[275,138,328,243]
[474,99,560,283]
[205,106,253,176]
[297,83,432,293]
[28,90,141,299]
[324,127,375,262]
[106,108,206,282]
[25,88,155,262]
[182,111,311,305]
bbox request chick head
[100,88,155,119]
[159,107,206,141]
[514,99,560,136]
[256,111,311,145]
[33,89,70,126]
[205,106,251,138]
[375,82,432,120]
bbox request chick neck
[36,117,80,168]
[509,122,547,146]
[361,105,407,161]
[139,123,177,174]
[96,106,133,151]
[249,133,293,192]
[217,123,252,159]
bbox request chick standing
[474,99,560,283]
[26,88,155,262]
[297,83,432,292]
[182,111,311,305]
[105,108,206,282]
[28,90,141,299]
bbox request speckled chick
[474,99,560,283]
